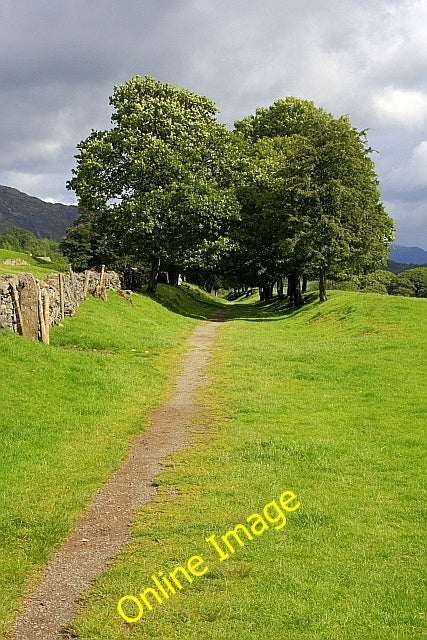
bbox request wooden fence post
[59,273,65,320]
[10,284,23,335]
[93,265,107,301]
[38,287,48,344]
[43,292,50,344]
[83,269,91,299]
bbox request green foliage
[388,267,427,298]
[230,133,314,287]
[67,76,241,287]
[359,269,397,293]
[327,276,361,292]
[232,99,395,305]
[385,260,421,274]
[331,267,427,298]
[59,215,95,270]
[67,82,394,304]
[59,211,127,271]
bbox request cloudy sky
[1,0,426,247]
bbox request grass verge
[0,285,221,638]
[67,291,426,639]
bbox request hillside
[0,248,65,278]
[0,185,78,240]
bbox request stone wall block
[0,269,121,339]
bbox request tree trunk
[277,278,284,300]
[261,284,273,301]
[289,272,303,308]
[319,268,328,302]
[147,257,160,294]
[294,275,303,308]
[168,264,180,287]
[302,274,308,293]
[259,285,265,301]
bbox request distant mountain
[0,185,79,241]
[389,244,427,266]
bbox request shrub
[388,267,427,298]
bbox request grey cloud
[0,0,426,246]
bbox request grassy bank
[0,248,65,277]
[66,291,426,639]
[0,285,221,638]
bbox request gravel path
[10,313,225,639]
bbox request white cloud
[384,198,427,246]
[0,171,77,204]
[386,140,427,191]
[373,87,427,129]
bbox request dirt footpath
[11,313,225,639]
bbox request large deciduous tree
[67,75,240,292]
[235,98,394,304]
[231,133,316,303]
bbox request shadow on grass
[144,283,224,321]
[144,284,319,322]
[224,291,319,322]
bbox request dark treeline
[63,75,394,306]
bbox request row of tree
[64,75,394,305]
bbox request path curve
[11,313,225,639]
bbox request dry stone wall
[0,268,120,342]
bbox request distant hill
[389,244,427,265]
[0,185,79,241]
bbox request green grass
[64,290,426,640]
[148,282,225,319]
[0,248,64,278]
[0,285,222,638]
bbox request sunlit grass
[0,286,222,637]
[0,248,64,277]
[67,291,426,639]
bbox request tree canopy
[67,75,240,292]
[233,98,394,303]
[66,78,394,303]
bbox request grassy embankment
[66,290,426,640]
[0,248,65,278]
[0,279,221,639]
